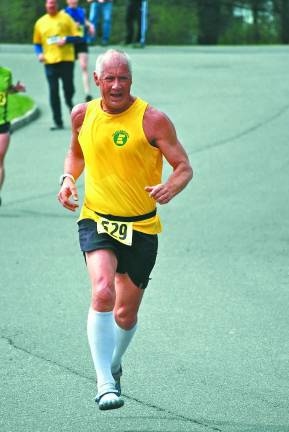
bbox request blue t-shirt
[65,6,88,40]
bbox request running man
[57,49,193,410]
[33,0,84,130]
[64,0,95,102]
[0,66,25,206]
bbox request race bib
[97,216,133,246]
[78,25,85,37]
[47,36,61,45]
[0,92,7,106]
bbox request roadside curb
[10,105,40,133]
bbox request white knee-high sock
[87,308,116,393]
[111,321,137,373]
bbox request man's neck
[100,97,136,114]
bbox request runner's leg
[45,64,63,127]
[0,131,10,191]
[112,273,144,372]
[78,52,91,97]
[86,249,122,404]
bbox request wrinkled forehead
[46,0,57,6]
[101,55,131,76]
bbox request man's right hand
[58,178,79,212]
[38,53,45,63]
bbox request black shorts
[78,218,158,289]
[75,43,88,56]
[0,122,10,134]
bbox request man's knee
[80,60,88,72]
[0,149,6,162]
[0,133,10,160]
[91,276,115,310]
[114,306,137,330]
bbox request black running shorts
[0,122,10,134]
[75,42,88,56]
[78,218,158,289]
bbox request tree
[247,0,273,42]
[196,0,222,44]
[273,0,289,42]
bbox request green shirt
[0,66,12,125]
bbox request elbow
[186,163,193,184]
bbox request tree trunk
[197,0,221,44]
[280,0,289,43]
[251,1,261,42]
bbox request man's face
[94,56,132,114]
[46,0,58,15]
[66,0,78,7]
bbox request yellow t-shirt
[33,11,79,64]
[78,98,163,235]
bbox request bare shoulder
[71,103,87,133]
[144,105,173,127]
[143,105,176,146]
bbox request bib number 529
[97,217,133,246]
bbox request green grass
[8,93,35,121]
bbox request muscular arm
[64,103,86,179]
[57,103,86,211]
[143,106,193,204]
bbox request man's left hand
[145,184,172,205]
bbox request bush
[220,16,279,45]
[8,94,34,122]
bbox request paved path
[0,44,289,432]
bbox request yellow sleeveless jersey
[78,97,163,234]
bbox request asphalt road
[0,44,289,432]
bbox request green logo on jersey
[113,130,129,146]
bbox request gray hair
[95,49,132,76]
